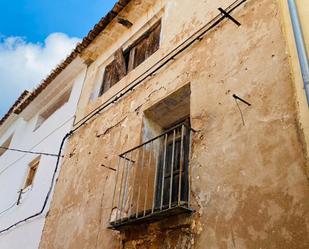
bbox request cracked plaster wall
[39,0,309,248]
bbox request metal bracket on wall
[233,94,251,106]
[218,7,242,26]
[16,189,23,206]
[233,94,251,126]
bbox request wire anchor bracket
[233,94,251,106]
[16,189,23,206]
[218,7,242,26]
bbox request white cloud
[0,33,81,117]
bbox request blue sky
[0,0,118,118]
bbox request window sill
[108,203,193,230]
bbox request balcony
[109,123,194,229]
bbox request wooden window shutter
[132,21,161,69]
[100,62,115,96]
[146,22,161,58]
[133,36,149,69]
[113,48,127,82]
[99,49,127,96]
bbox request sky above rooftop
[0,0,118,118]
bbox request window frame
[24,156,41,189]
[99,20,162,97]
[125,20,161,71]
[33,87,72,131]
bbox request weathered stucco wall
[39,0,309,248]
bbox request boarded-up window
[24,157,40,188]
[0,135,13,157]
[99,21,161,96]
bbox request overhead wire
[234,98,246,126]
[0,146,62,158]
[0,202,17,216]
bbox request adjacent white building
[0,57,86,249]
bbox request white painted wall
[0,68,86,249]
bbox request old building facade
[0,57,86,249]
[25,0,309,248]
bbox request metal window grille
[109,123,194,229]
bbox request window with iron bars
[109,120,193,229]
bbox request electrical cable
[0,146,62,158]
[234,98,245,126]
[0,202,17,216]
[0,0,247,235]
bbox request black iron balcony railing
[109,123,194,229]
